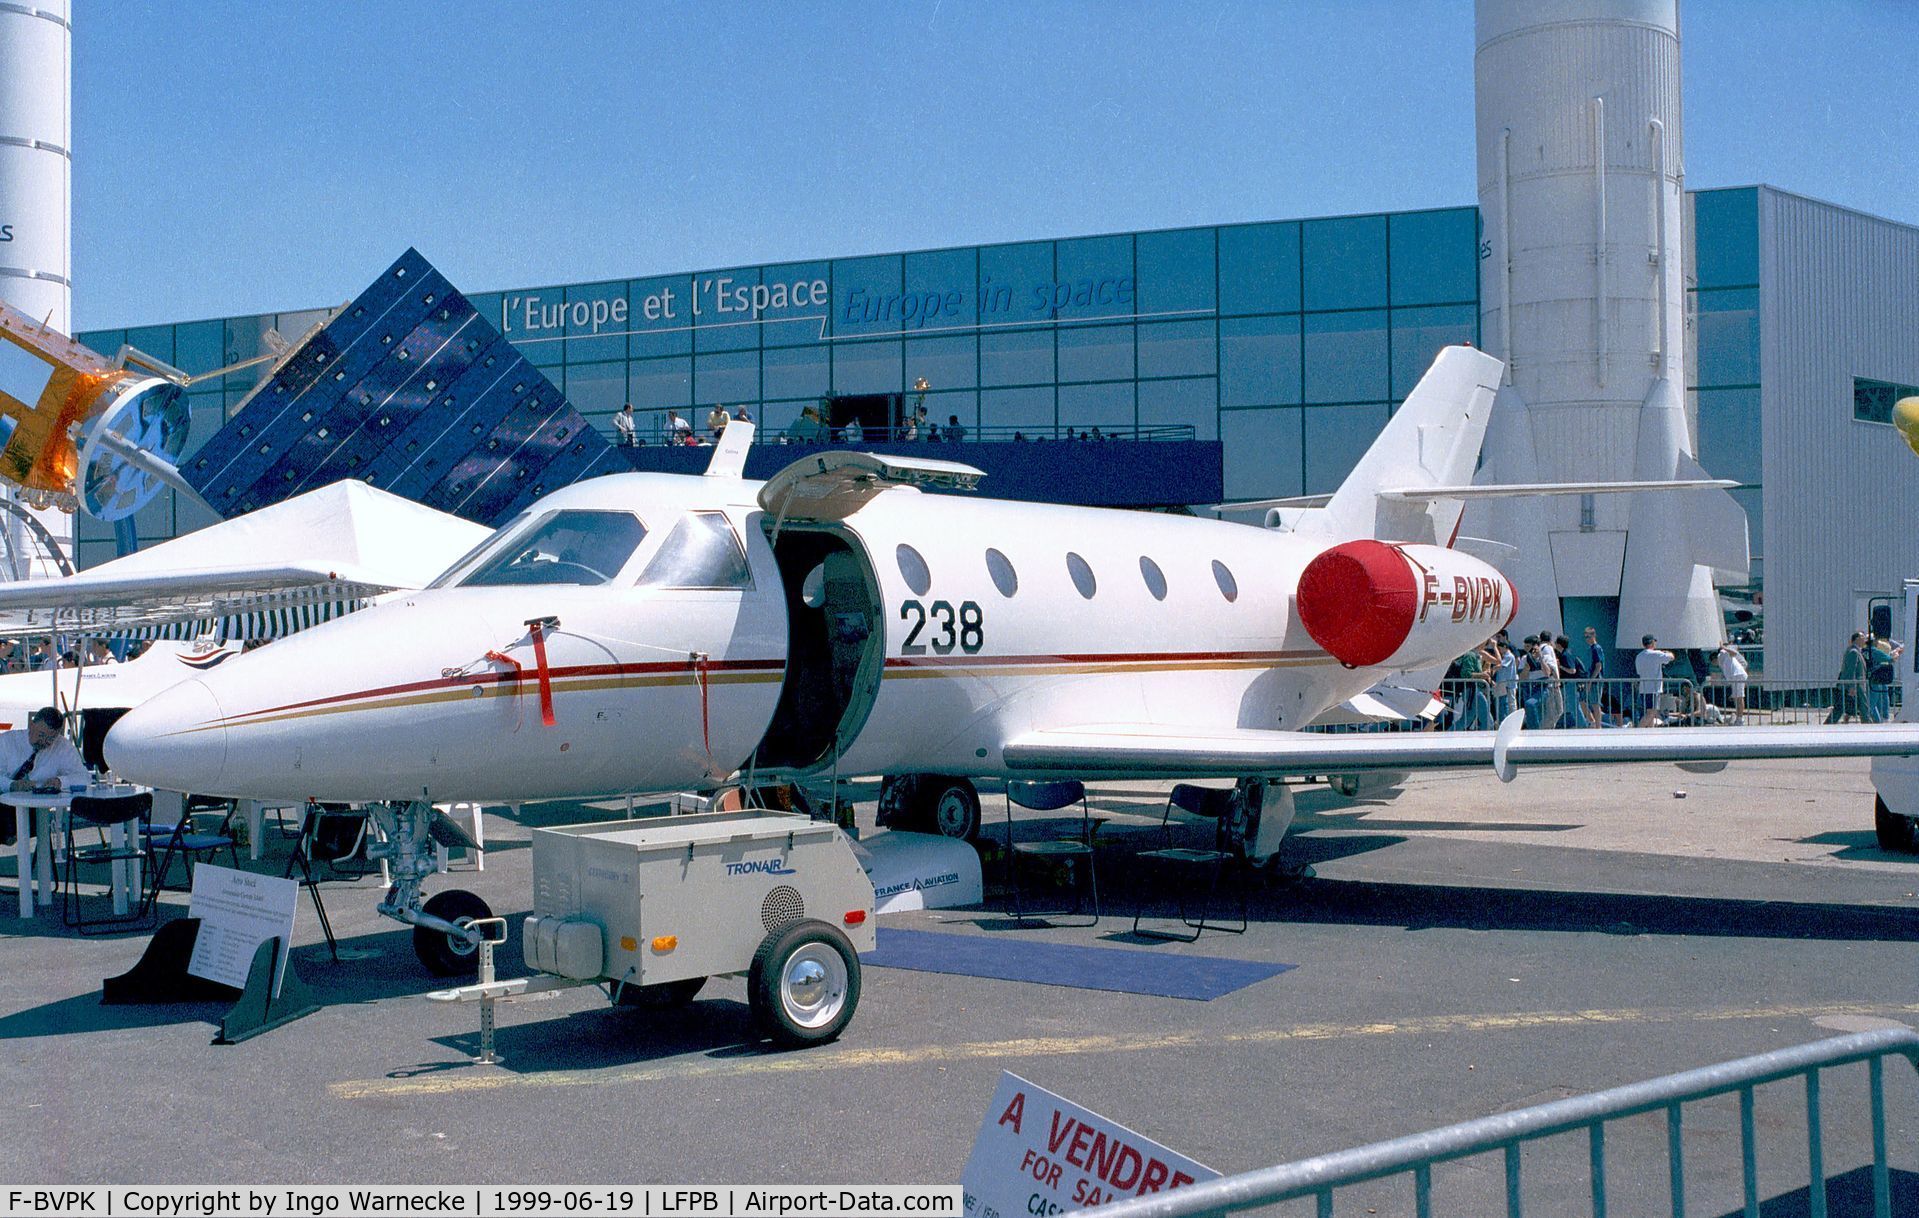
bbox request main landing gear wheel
[616,977,707,1008]
[878,775,982,841]
[413,889,492,976]
[929,778,982,842]
[748,919,861,1047]
[1875,797,1919,853]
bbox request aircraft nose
[105,678,228,794]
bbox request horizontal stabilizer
[1002,720,1919,782]
[1379,479,1737,502]
[1214,479,1734,515]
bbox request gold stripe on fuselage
[165,669,783,737]
[174,652,1332,737]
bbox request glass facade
[1688,186,1763,584]
[76,196,1762,579]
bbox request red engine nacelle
[1296,540,1517,669]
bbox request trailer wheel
[749,920,861,1047]
[927,778,982,842]
[615,977,707,1009]
[1875,797,1919,853]
[413,889,492,976]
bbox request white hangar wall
[1758,186,1919,681]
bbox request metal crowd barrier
[1087,1028,1919,1218]
[619,405,1198,446]
[1437,677,1701,730]
[1694,677,1900,726]
[1430,675,1904,731]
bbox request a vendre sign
[962,1072,1218,1217]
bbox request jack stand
[472,917,509,1065]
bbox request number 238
[899,599,983,655]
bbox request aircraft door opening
[753,527,885,770]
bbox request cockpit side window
[457,509,648,587]
[634,510,754,590]
[427,510,535,589]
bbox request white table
[10,785,153,918]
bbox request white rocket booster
[0,0,70,334]
[1473,0,1747,649]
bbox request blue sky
[69,0,1919,331]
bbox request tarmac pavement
[1,756,1916,1216]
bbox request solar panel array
[182,248,626,525]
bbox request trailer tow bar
[426,919,595,1066]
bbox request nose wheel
[370,800,497,976]
[413,889,494,976]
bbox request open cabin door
[751,450,984,772]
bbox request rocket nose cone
[105,678,228,794]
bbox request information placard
[187,865,299,995]
[961,1072,1217,1217]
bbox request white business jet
[103,348,1919,974]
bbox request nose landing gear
[368,800,494,976]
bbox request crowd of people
[1438,623,1902,730]
[0,636,141,675]
[1441,629,1753,731]
[608,394,1149,450]
[612,400,978,449]
[1824,629,1904,723]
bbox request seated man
[0,707,91,846]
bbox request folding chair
[283,803,369,960]
[62,792,155,934]
[1004,779,1099,926]
[144,793,238,896]
[299,802,378,880]
[1131,783,1247,941]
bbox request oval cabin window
[1066,553,1097,599]
[1139,556,1168,601]
[1212,560,1239,603]
[985,548,1019,598]
[896,544,932,596]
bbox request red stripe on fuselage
[883,648,1318,669]
[224,648,1322,725]
[232,656,790,721]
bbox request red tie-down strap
[483,649,525,726]
[691,652,714,771]
[524,617,558,727]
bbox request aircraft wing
[1001,719,1919,782]
[0,561,412,635]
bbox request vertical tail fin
[1318,345,1503,544]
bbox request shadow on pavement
[1795,829,1919,864]
[406,994,779,1077]
[1709,1165,1919,1216]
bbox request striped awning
[0,568,399,640]
[121,592,373,642]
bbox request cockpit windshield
[634,511,753,589]
[453,509,649,587]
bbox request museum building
[73,184,1919,682]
